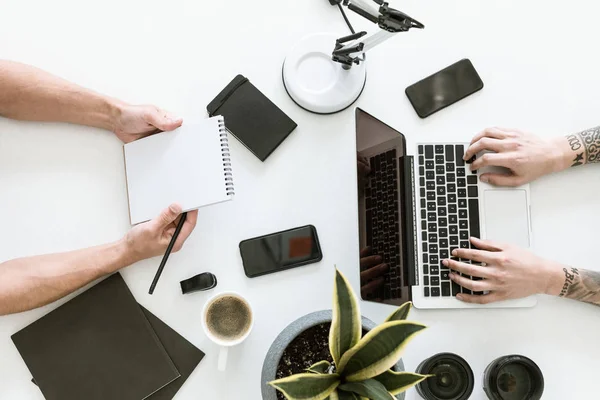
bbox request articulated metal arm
[332,0,424,68]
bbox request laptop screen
[355,108,413,305]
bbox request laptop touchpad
[483,189,530,248]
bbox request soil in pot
[275,322,368,400]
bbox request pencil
[149,211,188,295]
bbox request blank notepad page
[124,116,234,225]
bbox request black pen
[149,212,188,295]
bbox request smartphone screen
[405,59,484,118]
[239,225,323,278]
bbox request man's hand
[113,103,183,143]
[464,127,570,187]
[360,247,389,300]
[123,203,198,263]
[442,237,561,304]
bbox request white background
[1,0,600,399]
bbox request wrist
[541,261,567,296]
[104,98,124,133]
[548,137,574,173]
[116,236,142,266]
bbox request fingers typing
[444,259,493,279]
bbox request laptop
[355,108,535,309]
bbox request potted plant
[262,269,430,400]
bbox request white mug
[201,292,254,372]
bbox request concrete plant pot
[261,310,405,400]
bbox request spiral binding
[218,118,234,196]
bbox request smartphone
[405,58,484,118]
[239,225,323,278]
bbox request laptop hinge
[401,156,418,286]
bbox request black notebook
[207,74,297,161]
[12,274,182,400]
[142,306,204,400]
[31,305,204,400]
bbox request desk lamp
[282,0,424,114]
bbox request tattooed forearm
[559,267,600,307]
[567,127,600,167]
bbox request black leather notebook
[142,306,204,400]
[207,74,297,161]
[12,273,180,400]
[31,305,204,400]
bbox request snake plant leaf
[307,360,331,374]
[373,370,432,395]
[327,390,365,400]
[337,320,426,381]
[329,390,366,400]
[384,301,412,322]
[329,269,361,367]
[269,373,341,400]
[338,379,395,400]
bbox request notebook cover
[142,306,204,400]
[12,273,180,400]
[31,305,204,400]
[207,74,297,161]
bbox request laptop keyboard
[417,144,482,298]
[364,149,403,300]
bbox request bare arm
[564,127,600,167]
[0,204,198,316]
[461,125,600,187]
[443,238,600,307]
[0,242,132,315]
[0,60,182,143]
[0,60,118,130]
[553,267,600,307]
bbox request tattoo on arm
[559,267,600,307]
[567,127,600,167]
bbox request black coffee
[206,296,252,341]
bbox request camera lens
[416,353,474,400]
[483,355,544,400]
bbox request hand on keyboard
[442,237,561,304]
[360,247,389,301]
[464,127,570,187]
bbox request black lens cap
[416,353,474,400]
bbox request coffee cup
[201,292,254,372]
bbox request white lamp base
[282,33,367,115]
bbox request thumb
[154,203,182,229]
[480,173,521,187]
[145,107,183,132]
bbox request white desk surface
[1,0,599,399]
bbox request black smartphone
[239,225,323,278]
[405,59,484,118]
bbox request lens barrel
[416,353,474,400]
[483,355,544,400]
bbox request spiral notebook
[124,116,234,225]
